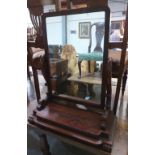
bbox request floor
[27,70,128,155]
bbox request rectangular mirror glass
[42,8,110,107]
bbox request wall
[46,16,64,45]
[67,12,105,54]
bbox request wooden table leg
[78,60,82,79]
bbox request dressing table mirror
[42,7,112,109]
[28,6,116,154]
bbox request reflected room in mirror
[42,7,111,109]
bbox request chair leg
[88,60,91,73]
[32,67,41,102]
[122,68,128,96]
[78,61,82,78]
[27,65,31,79]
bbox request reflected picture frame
[79,22,91,38]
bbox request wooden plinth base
[28,102,116,153]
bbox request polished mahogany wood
[51,94,100,108]
[36,104,104,138]
[108,42,122,49]
[29,102,115,152]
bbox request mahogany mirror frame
[42,6,110,109]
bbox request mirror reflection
[45,11,106,104]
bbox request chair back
[88,22,104,53]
